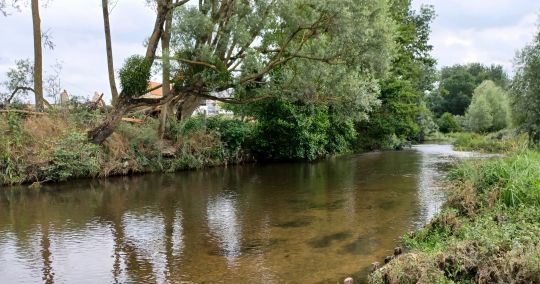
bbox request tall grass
[451,131,527,153]
[451,150,540,207]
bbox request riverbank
[1,103,361,186]
[425,130,527,153]
[0,108,254,186]
[369,148,540,283]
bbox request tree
[1,0,50,110]
[1,59,63,106]
[101,0,119,103]
[428,63,510,116]
[464,80,510,133]
[512,24,540,144]
[158,0,173,138]
[31,0,44,110]
[89,0,396,144]
[357,1,437,149]
[1,59,34,105]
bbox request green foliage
[464,80,511,133]
[118,119,163,171]
[119,55,151,97]
[512,24,540,144]
[452,131,525,153]
[1,58,33,103]
[357,2,437,149]
[250,99,330,161]
[428,63,510,116]
[371,150,540,283]
[166,115,254,168]
[42,132,101,182]
[357,78,422,150]
[206,116,254,157]
[437,112,460,133]
[0,113,26,184]
[451,151,540,207]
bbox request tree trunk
[88,96,131,144]
[88,1,172,144]
[102,0,119,104]
[176,95,204,121]
[158,5,173,139]
[31,0,44,111]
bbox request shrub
[251,99,330,161]
[437,112,460,133]
[206,116,254,157]
[41,132,101,181]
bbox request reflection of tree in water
[40,224,54,284]
[206,192,241,267]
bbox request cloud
[0,0,155,102]
[1,0,539,102]
[413,0,540,72]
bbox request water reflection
[0,144,475,283]
[206,192,241,267]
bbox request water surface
[0,144,474,283]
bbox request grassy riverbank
[369,149,540,283]
[426,130,526,153]
[0,108,254,186]
[1,101,358,186]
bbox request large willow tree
[89,0,395,144]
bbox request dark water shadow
[307,231,353,248]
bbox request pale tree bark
[31,0,44,111]
[102,0,119,104]
[89,0,173,144]
[158,4,172,139]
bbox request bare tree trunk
[158,5,173,139]
[31,0,44,111]
[102,0,119,104]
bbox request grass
[425,130,527,153]
[0,108,254,186]
[369,149,540,283]
[451,130,527,153]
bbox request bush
[437,112,461,133]
[452,132,525,153]
[250,100,330,161]
[41,132,101,181]
[206,116,254,157]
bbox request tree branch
[5,86,36,105]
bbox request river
[0,144,480,283]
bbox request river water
[0,144,479,283]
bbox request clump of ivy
[119,55,151,97]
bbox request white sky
[1,0,539,103]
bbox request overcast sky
[1,0,539,103]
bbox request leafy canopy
[512,23,540,144]
[464,80,511,133]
